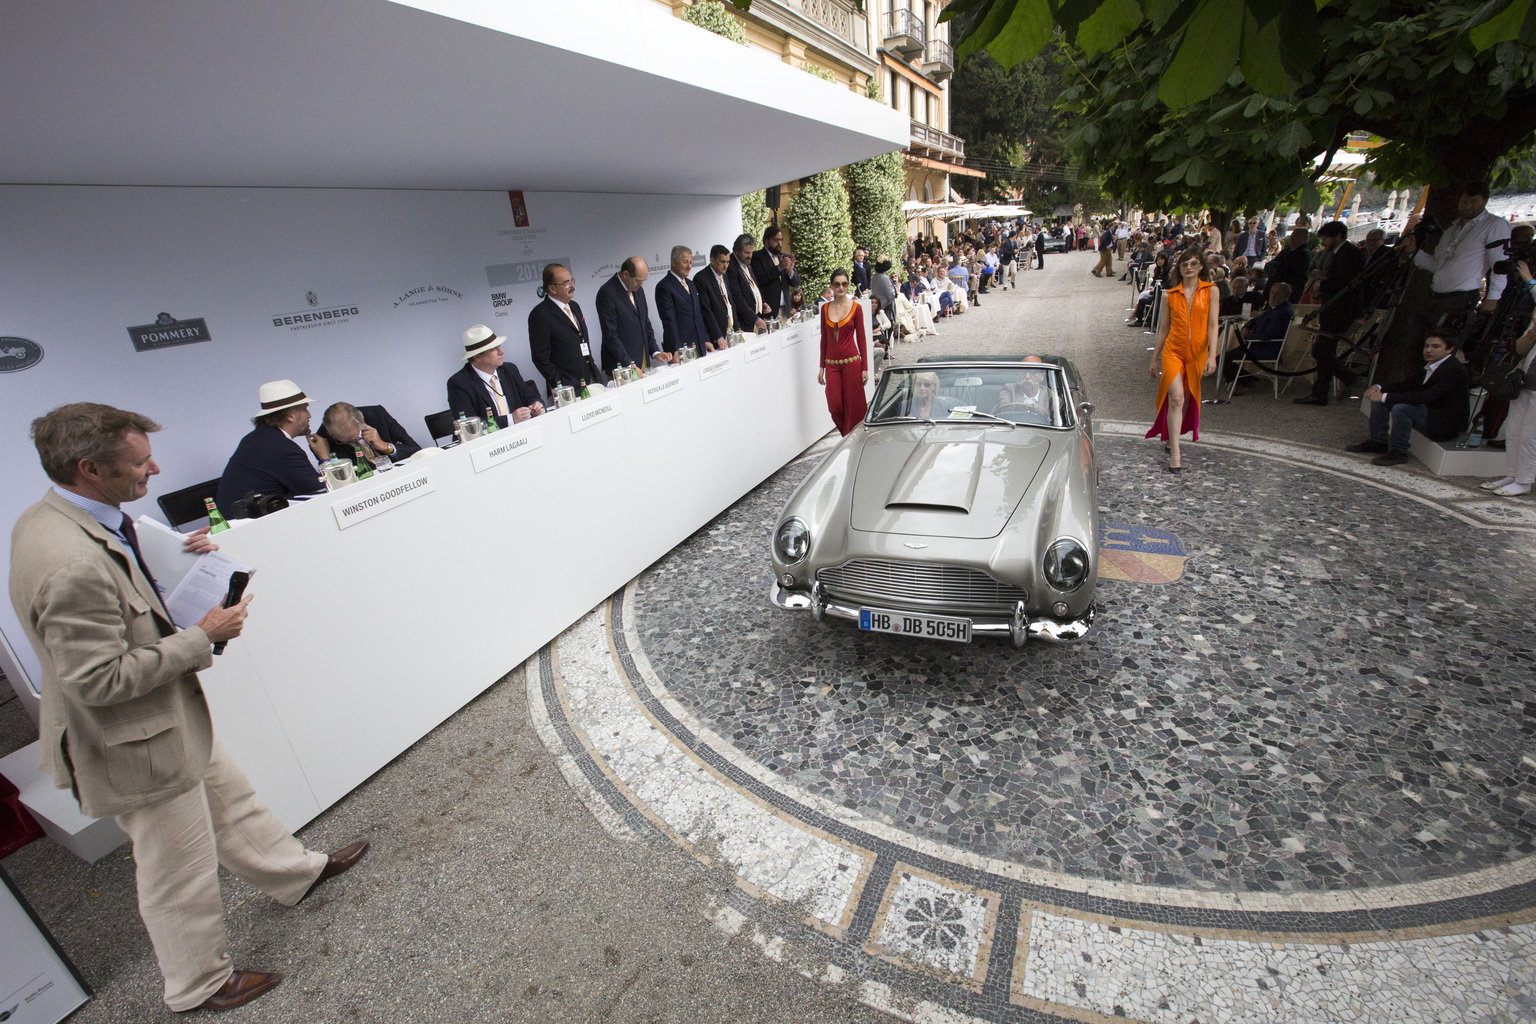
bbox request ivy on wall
[784,169,854,292]
[740,189,771,245]
[845,151,906,271]
[681,0,747,44]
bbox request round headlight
[774,517,811,564]
[1043,538,1090,592]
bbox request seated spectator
[314,402,421,464]
[1127,252,1172,326]
[1223,282,1294,386]
[215,380,325,517]
[946,256,969,307]
[449,324,544,428]
[1218,273,1250,316]
[1346,333,1470,465]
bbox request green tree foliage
[940,0,1521,110]
[1054,3,1536,223]
[785,170,854,293]
[845,152,907,267]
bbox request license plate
[859,608,971,643]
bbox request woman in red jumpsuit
[819,270,869,435]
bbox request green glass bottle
[579,378,591,399]
[485,406,500,432]
[203,497,230,534]
[354,449,374,480]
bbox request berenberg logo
[127,313,212,352]
[271,291,359,331]
[0,336,44,372]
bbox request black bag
[1480,360,1527,401]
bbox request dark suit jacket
[750,249,800,317]
[1232,230,1266,261]
[1381,356,1471,441]
[1317,240,1366,332]
[725,258,765,332]
[446,363,542,429]
[528,297,606,397]
[1266,243,1311,302]
[850,261,870,294]
[316,404,422,462]
[694,267,733,341]
[216,425,324,517]
[595,274,661,374]
[654,272,711,356]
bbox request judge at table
[528,263,606,397]
[214,380,325,517]
[447,325,545,428]
[314,402,422,462]
[655,245,712,358]
[596,257,670,375]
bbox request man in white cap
[446,325,545,429]
[214,380,326,517]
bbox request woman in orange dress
[819,269,869,435]
[1146,247,1218,472]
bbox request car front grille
[816,559,1026,613]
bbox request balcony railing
[910,119,964,159]
[923,38,954,80]
[884,7,926,58]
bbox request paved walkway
[3,249,1532,1023]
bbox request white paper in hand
[134,516,255,629]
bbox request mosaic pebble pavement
[530,425,1536,1023]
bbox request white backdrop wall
[0,184,744,704]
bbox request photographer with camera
[1401,182,1511,362]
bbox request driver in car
[907,372,954,419]
[994,356,1057,421]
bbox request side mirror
[1078,401,1095,417]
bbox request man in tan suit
[9,403,368,1013]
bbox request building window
[909,81,917,118]
[924,90,931,125]
[924,179,934,203]
[890,70,900,109]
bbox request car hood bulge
[850,425,1050,539]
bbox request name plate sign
[641,371,687,403]
[570,395,623,433]
[332,469,434,530]
[780,325,807,347]
[698,354,732,381]
[469,425,543,473]
[745,339,772,362]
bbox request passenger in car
[908,372,954,419]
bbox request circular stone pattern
[632,433,1536,893]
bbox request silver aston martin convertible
[770,356,1097,647]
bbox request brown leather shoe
[189,970,282,1011]
[299,839,369,902]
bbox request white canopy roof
[904,201,1032,221]
[0,0,908,194]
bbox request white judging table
[196,307,866,831]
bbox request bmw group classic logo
[0,336,44,372]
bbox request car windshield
[868,364,1072,428]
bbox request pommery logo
[0,336,43,372]
[127,312,212,352]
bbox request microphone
[212,571,250,656]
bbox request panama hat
[462,324,506,361]
[257,379,308,417]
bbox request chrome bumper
[770,582,1094,645]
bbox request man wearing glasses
[528,263,606,396]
